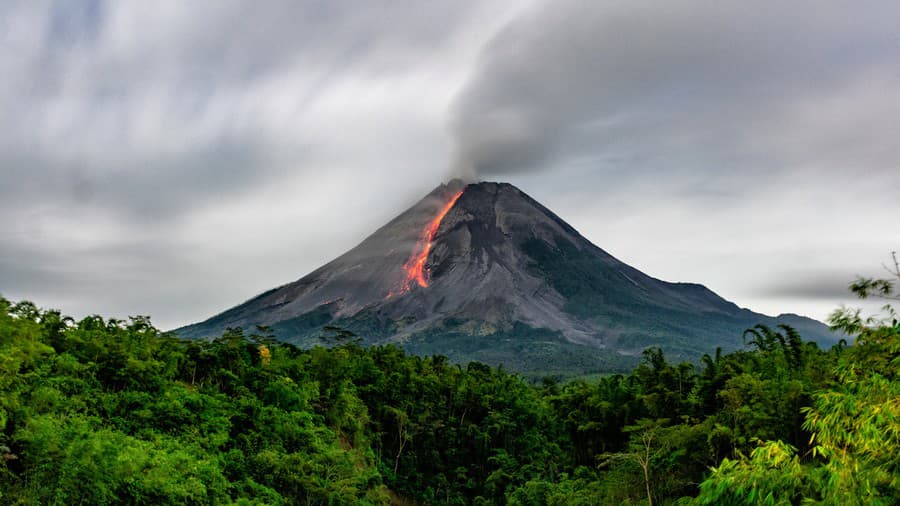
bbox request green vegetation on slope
[404,321,642,377]
[0,265,897,504]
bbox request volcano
[176,180,834,374]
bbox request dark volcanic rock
[175,180,836,374]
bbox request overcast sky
[2,0,897,329]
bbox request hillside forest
[0,269,898,505]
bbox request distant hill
[176,180,836,374]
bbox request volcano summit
[177,180,833,374]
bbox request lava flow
[390,189,464,297]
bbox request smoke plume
[450,0,900,181]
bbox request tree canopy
[1,260,897,504]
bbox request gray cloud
[758,273,861,301]
[1,0,489,221]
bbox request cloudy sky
[2,0,897,329]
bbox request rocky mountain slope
[176,180,835,374]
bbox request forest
[0,277,897,505]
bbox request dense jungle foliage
[1,269,898,504]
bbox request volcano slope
[176,180,835,375]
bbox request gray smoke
[450,0,900,180]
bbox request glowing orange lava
[393,189,464,296]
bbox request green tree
[694,258,900,504]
